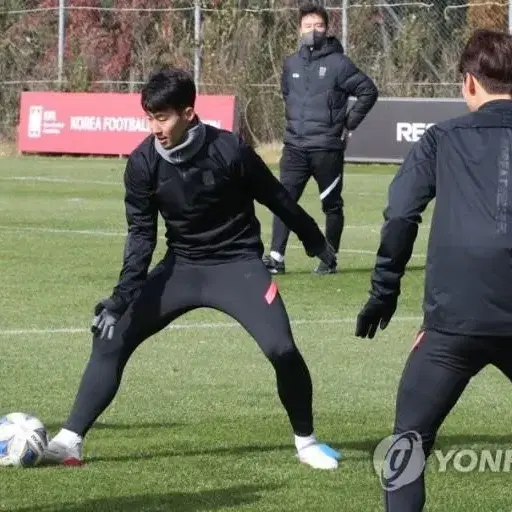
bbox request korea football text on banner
[18,92,238,156]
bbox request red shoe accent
[62,457,83,466]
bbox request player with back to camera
[355,29,512,511]
[44,67,340,470]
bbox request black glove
[355,295,398,339]
[305,239,337,265]
[341,128,351,149]
[91,297,127,340]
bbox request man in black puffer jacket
[263,2,378,275]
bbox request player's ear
[461,73,474,103]
[182,107,196,122]
[466,73,478,95]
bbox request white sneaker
[44,437,83,466]
[297,443,339,470]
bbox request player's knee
[91,333,125,359]
[264,340,299,367]
[393,425,437,458]
[322,199,343,215]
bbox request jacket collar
[298,36,344,61]
[477,99,512,112]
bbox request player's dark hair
[141,68,196,113]
[458,29,512,95]
[299,2,328,28]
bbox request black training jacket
[111,124,327,306]
[281,36,378,151]
[371,99,512,336]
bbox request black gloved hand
[305,238,336,261]
[91,297,127,340]
[341,128,352,149]
[355,295,398,339]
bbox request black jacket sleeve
[111,152,158,307]
[370,127,438,300]
[338,57,378,132]
[239,142,326,255]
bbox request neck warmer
[154,118,207,164]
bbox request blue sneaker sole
[317,444,342,460]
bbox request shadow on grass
[15,484,276,512]
[74,433,512,464]
[434,433,512,450]
[44,427,512,466]
[274,265,425,277]
[333,434,512,455]
[45,421,184,432]
[335,433,512,457]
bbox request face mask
[301,29,326,49]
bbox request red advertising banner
[17,92,238,155]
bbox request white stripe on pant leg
[319,176,341,200]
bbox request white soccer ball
[0,412,48,467]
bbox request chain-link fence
[1,0,511,144]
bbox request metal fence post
[342,0,348,54]
[509,0,512,34]
[57,0,65,86]
[194,0,201,92]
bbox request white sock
[270,251,284,263]
[53,428,82,445]
[295,434,317,452]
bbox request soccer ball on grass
[0,412,48,467]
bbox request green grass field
[1,156,511,511]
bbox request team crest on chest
[319,66,327,78]
[202,170,215,187]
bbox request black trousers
[384,328,512,511]
[270,145,345,256]
[65,256,314,438]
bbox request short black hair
[141,68,196,113]
[299,2,328,28]
[458,29,512,95]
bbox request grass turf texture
[0,156,511,512]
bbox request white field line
[0,316,423,336]
[1,175,388,196]
[0,224,428,258]
[0,226,126,237]
[0,176,121,186]
[1,172,395,186]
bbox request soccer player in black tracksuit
[263,3,378,275]
[355,29,512,511]
[44,68,341,470]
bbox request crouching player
[45,67,340,470]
